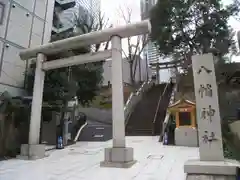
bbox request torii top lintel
[19,20,151,60]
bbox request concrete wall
[0,0,54,96]
[41,115,56,145]
[79,124,112,141]
[79,107,112,124]
[175,127,198,147]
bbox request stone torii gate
[150,60,181,83]
[19,20,151,168]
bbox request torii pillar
[100,35,136,168]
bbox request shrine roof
[168,98,195,109]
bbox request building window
[0,2,5,25]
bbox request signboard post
[184,53,239,179]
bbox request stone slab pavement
[0,136,199,180]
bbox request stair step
[126,128,153,136]
[95,127,105,130]
[93,134,104,138]
[126,84,174,136]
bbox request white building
[0,0,54,96]
[102,57,150,86]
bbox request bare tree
[74,10,112,52]
[118,6,148,85]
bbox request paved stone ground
[0,136,199,180]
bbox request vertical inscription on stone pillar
[192,53,224,161]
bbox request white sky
[101,0,141,54]
[101,0,141,25]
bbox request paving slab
[0,136,199,180]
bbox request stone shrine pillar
[100,35,136,168]
[184,53,240,180]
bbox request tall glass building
[77,0,100,20]
[140,0,172,82]
[140,0,158,64]
[55,0,101,35]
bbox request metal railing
[158,69,180,141]
[152,80,170,135]
[73,122,88,142]
[124,79,154,125]
[159,84,177,141]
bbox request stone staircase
[126,84,170,136]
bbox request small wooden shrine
[167,98,196,128]
[167,98,198,147]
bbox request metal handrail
[125,79,153,125]
[159,84,177,141]
[74,122,88,142]
[152,81,170,125]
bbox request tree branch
[118,5,149,84]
